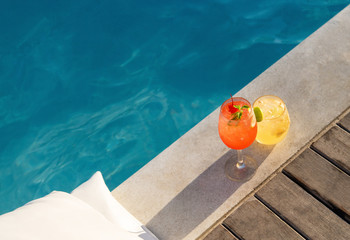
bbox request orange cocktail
[218,97,257,182]
[218,98,257,149]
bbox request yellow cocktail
[253,95,290,145]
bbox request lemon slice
[254,107,263,122]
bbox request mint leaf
[230,105,250,121]
[231,111,242,120]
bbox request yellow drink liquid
[253,95,290,145]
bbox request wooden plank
[223,199,303,240]
[338,112,350,132]
[255,174,350,240]
[311,126,350,175]
[202,225,238,240]
[283,148,350,221]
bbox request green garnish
[254,107,263,122]
[231,105,250,120]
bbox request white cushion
[0,172,158,240]
[0,191,139,240]
[71,172,158,239]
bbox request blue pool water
[0,1,348,214]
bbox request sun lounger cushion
[0,172,158,240]
[71,171,158,239]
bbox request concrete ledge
[112,5,350,240]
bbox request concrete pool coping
[112,4,350,240]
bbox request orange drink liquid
[218,98,257,150]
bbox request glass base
[225,155,257,182]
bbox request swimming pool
[0,0,348,214]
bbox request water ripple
[0,0,348,214]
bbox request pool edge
[112,4,350,240]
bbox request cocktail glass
[218,97,258,181]
[253,95,290,145]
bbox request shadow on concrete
[146,141,275,240]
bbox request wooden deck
[203,112,350,240]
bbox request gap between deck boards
[199,107,350,240]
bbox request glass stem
[236,149,245,169]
